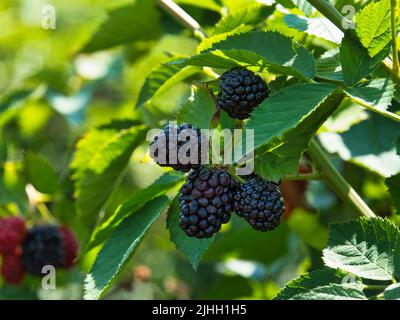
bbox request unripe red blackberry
[0,217,26,255]
[1,252,25,285]
[218,68,269,120]
[179,167,239,238]
[234,175,285,231]
[150,123,208,172]
[59,226,78,268]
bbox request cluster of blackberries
[218,68,269,120]
[0,217,78,285]
[148,67,283,239]
[150,123,208,172]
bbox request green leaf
[136,60,199,108]
[71,122,146,234]
[345,78,395,111]
[24,153,59,194]
[274,269,366,300]
[356,0,392,57]
[316,48,343,82]
[323,217,400,281]
[211,3,275,35]
[177,87,216,129]
[85,171,184,252]
[80,0,160,53]
[318,114,400,177]
[84,196,170,300]
[384,283,400,300]
[176,31,316,79]
[340,35,390,87]
[246,83,342,181]
[167,196,213,270]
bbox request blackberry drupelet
[234,175,285,231]
[0,217,26,255]
[21,225,64,275]
[218,68,269,120]
[179,167,239,238]
[150,123,208,172]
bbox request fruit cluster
[0,217,78,284]
[149,67,284,239]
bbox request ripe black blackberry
[218,68,269,120]
[21,225,63,275]
[234,175,285,231]
[150,123,208,172]
[179,167,239,238]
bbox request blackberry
[21,225,64,275]
[0,217,26,255]
[150,123,208,172]
[234,175,285,231]
[218,68,269,120]
[179,167,238,238]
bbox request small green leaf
[80,0,160,53]
[136,60,199,108]
[384,283,400,300]
[177,87,216,129]
[274,269,366,300]
[323,217,400,281]
[345,78,395,111]
[85,171,184,252]
[356,0,392,57]
[340,35,390,86]
[24,153,59,194]
[167,196,214,270]
[211,3,275,35]
[84,196,170,300]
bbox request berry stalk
[308,140,376,218]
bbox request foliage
[0,0,400,301]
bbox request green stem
[283,172,322,181]
[308,140,376,218]
[347,95,400,123]
[306,0,400,86]
[390,0,400,76]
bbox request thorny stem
[158,0,378,219]
[308,140,376,218]
[390,0,400,76]
[306,0,400,86]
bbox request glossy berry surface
[234,175,285,231]
[179,167,238,238]
[218,68,269,120]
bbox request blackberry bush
[218,68,269,120]
[178,167,239,238]
[234,175,285,231]
[150,123,208,172]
